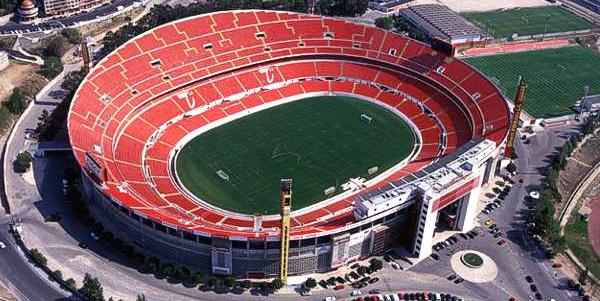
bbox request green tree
[29,248,47,266]
[240,279,252,289]
[506,162,517,174]
[375,17,394,30]
[52,269,63,280]
[317,0,368,16]
[326,276,336,286]
[173,266,190,282]
[369,258,383,271]
[65,278,77,290]
[271,278,283,291]
[136,293,147,301]
[79,273,105,301]
[0,106,11,130]
[207,276,220,289]
[5,87,26,114]
[145,257,160,274]
[61,28,82,44]
[44,36,68,57]
[224,276,236,289]
[305,277,317,289]
[357,265,368,275]
[41,56,63,79]
[159,262,174,278]
[190,271,203,286]
[60,70,85,93]
[579,269,589,286]
[14,151,33,173]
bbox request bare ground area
[0,62,46,102]
[0,282,17,301]
[557,134,600,212]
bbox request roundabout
[451,250,498,283]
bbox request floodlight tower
[504,77,527,158]
[81,40,92,74]
[279,178,293,284]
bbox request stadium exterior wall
[81,171,412,277]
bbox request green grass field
[463,6,594,38]
[565,211,600,278]
[175,96,415,215]
[464,46,600,118]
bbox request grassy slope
[464,46,600,118]
[175,96,415,215]
[463,6,594,38]
[564,212,600,277]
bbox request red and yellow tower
[279,179,293,284]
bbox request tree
[506,162,517,174]
[145,257,160,274]
[240,279,252,290]
[369,258,383,271]
[190,271,203,286]
[52,269,63,280]
[375,17,394,30]
[5,87,26,114]
[44,36,68,57]
[14,151,33,173]
[29,248,47,266]
[326,276,336,286]
[61,70,85,93]
[207,276,220,289]
[305,277,317,289]
[79,273,105,301]
[61,28,82,44]
[0,106,11,130]
[159,262,174,278]
[318,0,368,17]
[136,293,147,301]
[224,276,236,289]
[41,56,63,79]
[173,266,190,282]
[65,278,77,290]
[579,269,589,286]
[357,265,368,275]
[271,278,283,291]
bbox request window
[255,32,265,38]
[232,240,247,249]
[162,74,171,80]
[183,231,196,242]
[154,223,167,233]
[323,32,334,39]
[203,43,213,50]
[352,43,360,49]
[388,48,397,56]
[263,46,271,51]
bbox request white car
[90,232,99,240]
[300,290,312,296]
[351,290,362,296]
[0,241,5,249]
[324,297,336,301]
[390,262,400,269]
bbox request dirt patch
[0,62,42,102]
[0,282,17,301]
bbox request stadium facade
[69,10,510,278]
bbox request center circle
[461,252,484,268]
[174,96,416,215]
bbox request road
[0,215,69,301]
[0,0,140,35]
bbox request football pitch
[463,6,594,38]
[175,96,415,215]
[464,46,600,118]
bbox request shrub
[5,87,26,114]
[29,248,47,266]
[41,56,63,79]
[65,278,77,290]
[160,262,175,278]
[14,151,33,173]
[305,277,317,289]
[190,271,203,286]
[61,28,82,44]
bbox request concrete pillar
[412,196,438,260]
[455,175,483,232]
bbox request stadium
[67,10,511,279]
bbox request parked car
[493,232,503,238]
[484,219,493,226]
[334,284,345,290]
[447,274,457,281]
[390,262,400,269]
[369,289,381,294]
[368,277,379,284]
[497,239,506,245]
[490,228,500,234]
[430,253,439,261]
[454,277,464,284]
[0,241,5,249]
[351,290,362,296]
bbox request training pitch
[464,46,600,118]
[175,96,415,215]
[463,6,594,38]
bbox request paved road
[0,0,140,35]
[0,215,69,301]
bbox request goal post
[216,170,230,181]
